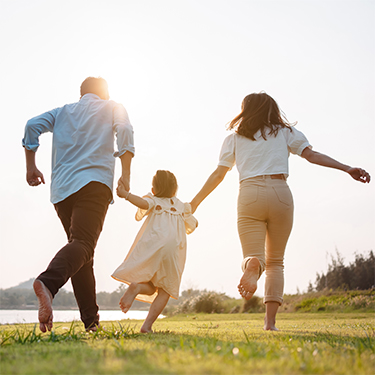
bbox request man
[22,77,135,332]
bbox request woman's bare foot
[33,279,53,332]
[119,283,139,313]
[264,301,279,331]
[264,318,279,331]
[238,257,260,300]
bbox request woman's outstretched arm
[190,166,229,213]
[301,147,371,183]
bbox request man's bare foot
[238,257,260,300]
[86,323,101,332]
[119,283,139,313]
[33,280,53,332]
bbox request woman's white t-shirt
[218,127,312,181]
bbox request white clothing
[218,127,312,181]
[112,194,198,303]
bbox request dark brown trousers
[36,182,111,329]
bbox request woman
[190,92,370,331]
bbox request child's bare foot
[238,257,260,300]
[33,279,53,332]
[140,322,153,333]
[119,283,139,313]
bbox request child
[112,170,198,333]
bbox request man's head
[80,77,109,100]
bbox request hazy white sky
[1,0,374,299]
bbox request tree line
[309,250,374,292]
[0,283,148,310]
[1,250,373,310]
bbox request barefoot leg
[119,282,156,313]
[33,279,53,332]
[237,257,260,300]
[264,301,279,331]
[141,288,169,333]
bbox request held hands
[346,167,371,183]
[26,167,45,187]
[119,175,130,192]
[116,178,129,198]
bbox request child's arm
[117,183,149,210]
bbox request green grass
[1,313,374,374]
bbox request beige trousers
[237,175,294,305]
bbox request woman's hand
[346,167,371,183]
[302,148,371,183]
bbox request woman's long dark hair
[228,92,295,140]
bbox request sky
[1,0,374,300]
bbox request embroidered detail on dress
[155,205,162,210]
[170,207,176,212]
[170,199,174,204]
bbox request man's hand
[26,166,45,186]
[116,178,129,198]
[119,151,132,192]
[119,175,130,192]
[347,167,371,183]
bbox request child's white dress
[112,193,198,303]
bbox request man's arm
[112,103,135,192]
[118,151,133,192]
[25,149,45,186]
[22,110,56,187]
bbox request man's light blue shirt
[22,94,135,204]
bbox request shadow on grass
[1,319,374,355]
[0,320,139,346]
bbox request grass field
[1,313,374,375]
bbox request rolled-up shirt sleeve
[218,134,236,169]
[112,103,135,157]
[286,127,312,156]
[22,110,57,152]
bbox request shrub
[240,295,265,313]
[168,290,232,315]
[193,291,225,313]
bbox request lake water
[0,310,155,325]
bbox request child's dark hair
[152,170,178,198]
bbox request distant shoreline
[0,307,149,311]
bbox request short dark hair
[80,77,109,100]
[152,170,178,198]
